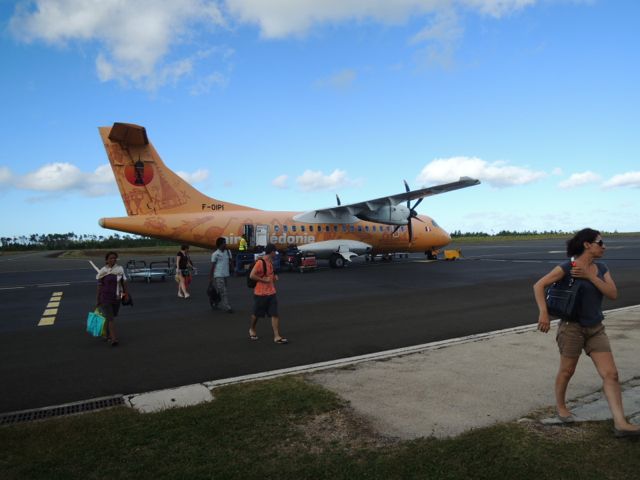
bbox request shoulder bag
[545,275,582,320]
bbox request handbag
[207,281,221,307]
[86,309,106,337]
[545,275,582,320]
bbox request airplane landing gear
[329,253,346,268]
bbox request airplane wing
[293,176,480,225]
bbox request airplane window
[292,225,297,232]
[309,225,314,232]
[432,220,439,227]
[365,226,369,232]
[274,225,279,233]
[301,225,305,232]
[372,226,376,232]
[325,225,330,232]
[342,225,347,232]
[358,226,362,232]
[333,225,338,232]
[350,225,355,232]
[283,225,288,233]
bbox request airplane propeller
[393,180,425,243]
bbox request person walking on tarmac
[239,233,248,252]
[248,243,288,344]
[209,237,234,313]
[176,244,194,298]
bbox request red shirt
[252,257,276,296]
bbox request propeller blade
[404,179,410,208]
[412,197,424,211]
[336,194,341,206]
[407,217,413,244]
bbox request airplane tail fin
[99,122,254,216]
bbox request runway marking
[0,286,24,291]
[37,291,63,327]
[37,283,70,287]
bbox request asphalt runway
[1,237,639,414]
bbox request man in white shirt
[209,237,234,313]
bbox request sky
[1,0,639,239]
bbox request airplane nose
[98,218,106,228]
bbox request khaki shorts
[556,321,611,358]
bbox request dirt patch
[295,406,399,454]
[517,418,602,442]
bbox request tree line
[1,229,627,252]
[449,230,570,237]
[0,233,174,251]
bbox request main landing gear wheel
[329,254,345,268]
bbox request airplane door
[243,224,254,247]
[255,225,269,248]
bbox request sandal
[274,338,289,344]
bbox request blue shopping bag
[86,309,106,337]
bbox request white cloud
[0,166,13,185]
[410,9,461,69]
[460,0,536,17]
[225,0,533,39]
[190,72,228,95]
[18,162,84,191]
[558,171,601,189]
[177,168,209,183]
[9,0,225,89]
[416,156,546,187]
[9,0,539,88]
[315,69,357,90]
[602,171,640,189]
[296,169,355,191]
[3,162,117,197]
[272,174,289,189]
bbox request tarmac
[10,305,638,438]
[118,305,640,440]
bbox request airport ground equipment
[234,252,281,275]
[443,249,462,261]
[125,259,175,282]
[284,248,317,273]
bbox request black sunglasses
[592,240,604,247]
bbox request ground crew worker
[239,234,248,252]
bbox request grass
[1,376,638,479]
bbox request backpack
[247,258,267,288]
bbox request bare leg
[107,320,117,344]
[271,316,285,341]
[590,351,640,431]
[249,315,258,338]
[555,355,579,417]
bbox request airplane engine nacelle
[356,205,409,225]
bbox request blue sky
[1,0,638,239]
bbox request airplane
[98,122,480,268]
